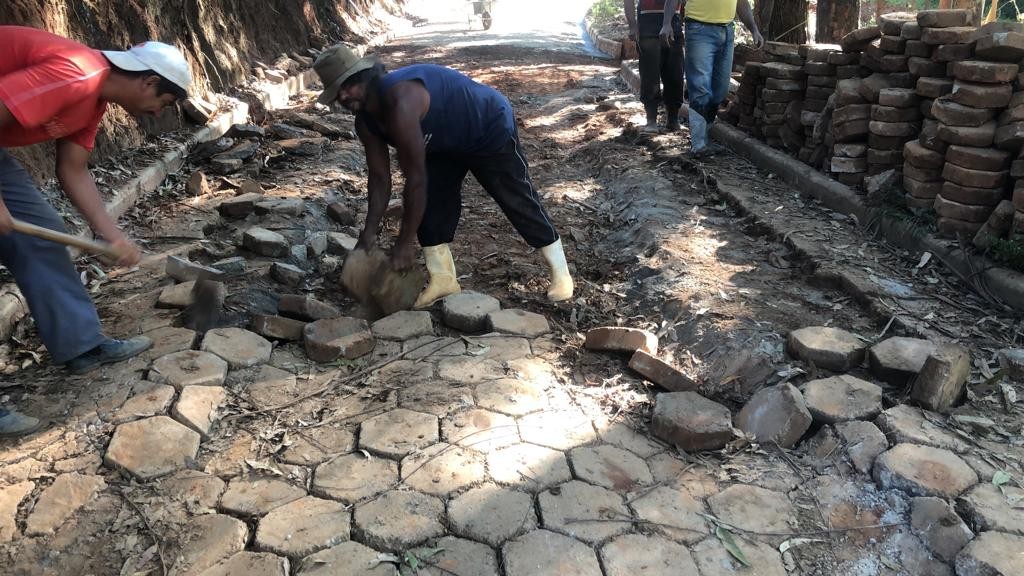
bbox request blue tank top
[372,64,514,155]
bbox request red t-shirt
[0,26,110,150]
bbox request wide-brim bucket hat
[314,43,376,105]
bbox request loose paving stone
[504,529,602,576]
[475,378,547,416]
[105,416,200,480]
[170,514,249,576]
[370,310,434,341]
[917,9,973,28]
[270,262,306,286]
[736,383,813,448]
[251,315,306,341]
[280,427,356,466]
[162,470,226,513]
[111,382,175,424]
[910,345,971,412]
[874,404,971,452]
[143,326,198,362]
[486,309,550,337]
[0,481,33,542]
[408,535,498,576]
[243,227,289,257]
[158,280,226,309]
[955,531,1024,576]
[873,443,978,498]
[584,326,658,355]
[802,375,884,423]
[596,421,664,458]
[297,541,398,575]
[24,473,105,536]
[569,444,653,491]
[172,385,227,438]
[629,485,709,544]
[166,255,226,282]
[254,496,350,558]
[198,552,289,576]
[448,484,536,546]
[400,443,487,496]
[441,291,501,332]
[278,294,341,321]
[325,232,358,255]
[217,192,263,219]
[518,408,597,450]
[957,483,1024,536]
[311,453,398,504]
[692,537,788,576]
[952,81,1014,109]
[835,420,889,474]
[600,533,700,576]
[651,391,734,451]
[975,30,1024,61]
[353,490,444,552]
[304,317,375,362]
[708,484,797,535]
[463,335,532,361]
[437,356,505,384]
[202,327,273,368]
[255,197,305,216]
[326,201,356,225]
[359,409,439,458]
[952,60,1020,84]
[627,350,698,392]
[219,476,307,517]
[869,336,939,385]
[911,496,975,562]
[538,480,631,543]
[213,256,247,275]
[488,443,573,491]
[787,326,866,371]
[441,409,519,451]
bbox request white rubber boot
[540,238,574,302]
[414,244,462,309]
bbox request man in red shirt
[0,26,192,436]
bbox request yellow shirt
[684,0,737,24]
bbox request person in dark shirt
[624,0,685,133]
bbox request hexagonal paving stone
[802,375,884,424]
[441,409,520,452]
[463,335,532,361]
[398,381,474,416]
[690,535,788,576]
[150,350,228,390]
[254,496,350,558]
[873,443,978,498]
[488,443,573,491]
[219,476,306,517]
[486,309,550,338]
[538,480,631,544]
[171,385,226,438]
[569,444,653,491]
[708,484,797,535]
[403,335,467,359]
[400,443,487,496]
[279,427,356,466]
[503,529,603,576]
[595,421,665,458]
[359,409,439,459]
[518,409,597,451]
[442,291,501,332]
[370,311,434,341]
[364,360,434,387]
[162,470,225,513]
[353,490,445,552]
[198,552,289,576]
[409,536,499,576]
[600,533,700,576]
[475,378,548,416]
[437,356,505,384]
[957,482,1024,536]
[202,327,273,368]
[104,416,200,481]
[110,382,175,424]
[142,326,197,362]
[312,453,398,504]
[629,486,709,544]
[296,540,398,575]
[449,484,537,546]
[170,514,249,576]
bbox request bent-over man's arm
[737,0,764,48]
[355,115,393,249]
[383,81,430,270]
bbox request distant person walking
[624,0,685,133]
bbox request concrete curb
[618,61,1024,313]
[585,18,627,60]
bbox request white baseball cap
[102,41,192,93]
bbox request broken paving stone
[486,309,550,338]
[627,350,698,392]
[873,443,978,498]
[111,382,175,424]
[304,317,375,362]
[217,193,263,219]
[787,326,866,372]
[370,310,434,341]
[326,202,356,225]
[651,391,734,451]
[213,256,247,275]
[448,484,536,546]
[243,227,290,257]
[0,481,34,542]
[736,383,813,448]
[910,346,971,413]
[912,496,975,562]
[353,490,445,552]
[442,291,501,332]
[202,327,273,368]
[503,529,603,576]
[104,416,200,480]
[518,408,598,451]
[279,427,355,466]
[409,535,499,576]
[166,255,226,282]
[584,326,658,355]
[358,408,439,459]
[802,375,884,424]
[255,197,305,216]
[198,552,289,576]
[869,336,939,385]
[325,232,358,256]
[252,315,306,341]
[278,294,340,321]
[708,484,797,535]
[400,443,487,496]
[170,514,248,576]
[568,444,653,491]
[629,485,709,544]
[875,404,970,454]
[219,476,307,517]
[210,157,243,175]
[270,262,306,286]
[296,541,397,575]
[487,443,573,491]
[441,408,519,451]
[158,280,226,309]
[24,473,105,536]
[835,420,889,474]
[957,483,1024,536]
[600,533,700,576]
[162,470,226,513]
[172,385,227,438]
[538,480,631,544]
[254,496,350,558]
[955,531,1024,576]
[311,453,398,504]
[276,137,328,156]
[216,140,260,162]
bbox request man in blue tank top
[313,44,574,307]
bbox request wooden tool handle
[11,219,124,259]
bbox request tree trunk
[815,0,856,43]
[816,0,833,42]
[755,0,809,44]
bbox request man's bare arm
[383,81,430,267]
[623,0,638,39]
[737,0,764,48]
[661,0,680,44]
[355,115,393,248]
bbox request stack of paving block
[758,61,806,150]
[799,45,840,165]
[830,77,872,187]
[918,8,975,127]
[869,88,921,176]
[735,62,761,135]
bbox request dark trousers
[0,151,104,364]
[418,128,559,249]
[638,35,685,115]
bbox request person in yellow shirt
[662,0,763,157]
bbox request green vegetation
[589,0,622,25]
[989,238,1024,273]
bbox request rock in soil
[873,443,978,498]
[651,391,734,451]
[735,383,813,448]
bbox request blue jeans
[685,20,734,150]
